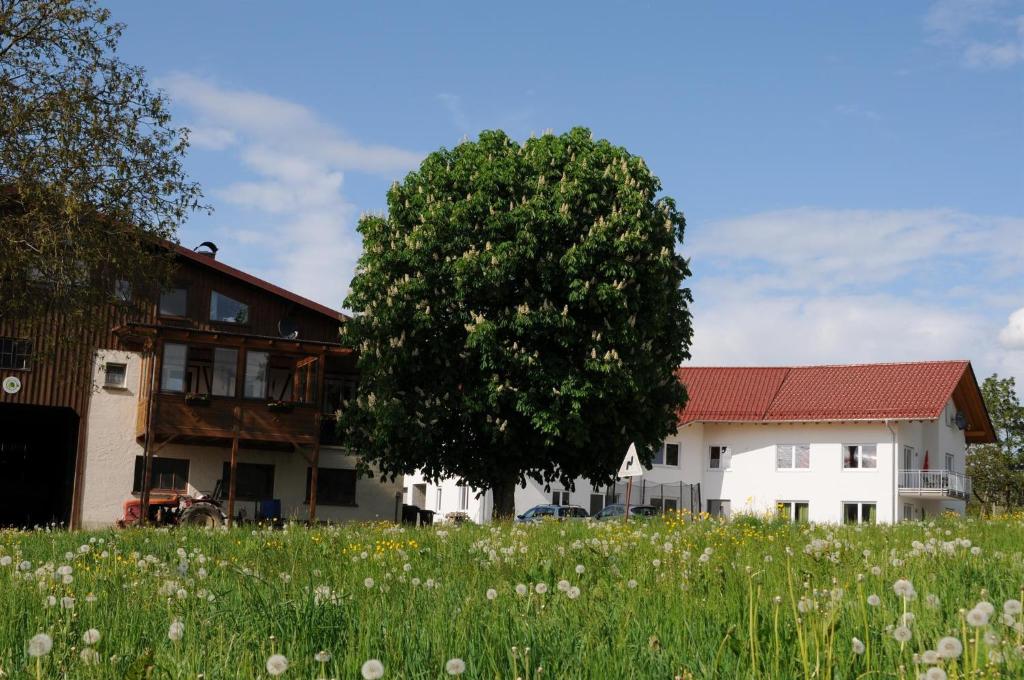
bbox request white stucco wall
[404,415,972,525]
[80,350,402,529]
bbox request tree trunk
[490,477,518,521]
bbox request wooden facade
[0,243,353,528]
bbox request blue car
[515,504,589,522]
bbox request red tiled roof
[677,361,975,424]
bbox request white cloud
[162,74,422,309]
[924,0,1024,68]
[686,207,1024,394]
[999,307,1024,349]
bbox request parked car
[515,504,589,522]
[593,503,659,521]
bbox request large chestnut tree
[341,128,692,518]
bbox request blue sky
[106,1,1024,387]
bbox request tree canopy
[1,0,202,325]
[341,128,692,517]
[968,374,1024,511]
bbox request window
[561,506,588,518]
[114,279,132,302]
[944,403,956,428]
[159,287,188,317]
[777,501,809,522]
[552,490,570,506]
[903,503,913,521]
[459,485,470,510]
[843,444,877,469]
[662,498,678,512]
[945,453,954,472]
[210,291,249,324]
[133,456,188,493]
[589,493,605,516]
[160,343,188,392]
[902,446,914,470]
[651,444,664,465]
[843,502,876,524]
[665,443,679,466]
[244,351,269,398]
[776,444,810,470]
[221,462,274,501]
[104,362,127,388]
[211,348,238,397]
[709,445,730,470]
[435,488,442,511]
[707,499,730,517]
[305,467,356,506]
[0,338,31,371]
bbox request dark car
[515,504,590,522]
[593,503,659,521]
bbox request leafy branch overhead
[341,128,692,517]
[0,0,205,324]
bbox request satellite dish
[954,411,967,431]
[278,318,299,339]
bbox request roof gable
[677,361,996,443]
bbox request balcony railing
[898,469,971,500]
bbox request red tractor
[119,493,225,528]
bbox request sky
[105,0,1024,389]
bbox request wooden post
[308,433,320,524]
[307,351,326,524]
[227,405,239,528]
[140,339,161,526]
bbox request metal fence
[606,480,702,515]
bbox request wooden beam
[139,339,162,526]
[309,435,320,524]
[227,404,240,528]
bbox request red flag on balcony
[923,450,929,470]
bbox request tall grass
[0,513,1022,679]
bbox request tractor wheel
[179,504,224,528]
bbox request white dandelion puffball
[535,582,548,595]
[851,637,865,655]
[80,647,100,664]
[975,601,995,616]
[167,620,185,641]
[925,667,947,680]
[28,633,53,657]
[966,607,990,627]
[922,650,939,664]
[82,628,101,645]
[266,654,288,676]
[627,579,638,589]
[925,594,941,609]
[486,588,497,600]
[60,596,75,610]
[361,659,385,679]
[567,586,581,599]
[557,580,570,592]
[515,583,528,596]
[364,577,375,589]
[893,579,914,598]
[1004,599,1023,615]
[445,658,467,675]
[575,564,585,574]
[893,625,912,642]
[937,636,963,659]
[867,594,881,607]
[314,650,331,663]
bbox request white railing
[898,470,971,499]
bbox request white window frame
[945,452,954,473]
[103,362,128,389]
[902,503,913,521]
[707,499,730,517]
[552,490,570,506]
[776,500,809,522]
[663,442,680,467]
[458,485,470,511]
[902,445,914,470]
[708,445,730,471]
[775,444,810,471]
[842,501,877,524]
[435,488,442,511]
[842,444,878,470]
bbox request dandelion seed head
[936,636,963,659]
[445,658,466,675]
[361,659,385,679]
[27,633,53,657]
[82,628,101,645]
[265,654,288,676]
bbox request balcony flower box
[184,393,211,407]
[266,400,294,414]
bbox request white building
[405,361,995,524]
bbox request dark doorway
[0,405,78,527]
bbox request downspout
[885,419,897,523]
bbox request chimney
[194,241,218,259]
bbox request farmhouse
[406,361,996,524]
[0,243,401,529]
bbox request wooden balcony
[138,392,319,447]
[898,470,971,501]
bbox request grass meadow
[1,514,1022,679]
